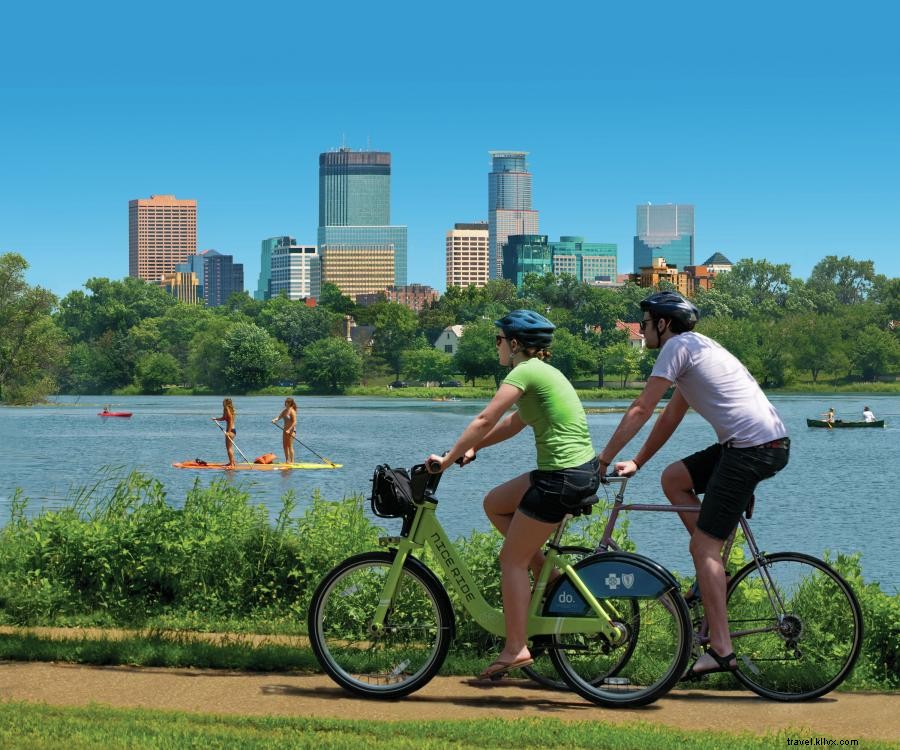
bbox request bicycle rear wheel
[545,552,692,707]
[308,551,455,698]
[727,552,863,701]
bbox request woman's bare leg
[484,473,552,577]
[496,510,558,663]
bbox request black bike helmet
[494,309,556,348]
[639,291,700,326]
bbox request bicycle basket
[369,464,416,519]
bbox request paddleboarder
[212,398,237,467]
[272,397,298,464]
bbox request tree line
[1,252,898,404]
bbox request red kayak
[99,411,132,418]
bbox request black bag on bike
[369,464,416,519]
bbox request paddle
[211,419,252,464]
[271,422,337,467]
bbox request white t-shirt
[863,409,876,423]
[650,332,788,448]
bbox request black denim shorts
[682,440,790,540]
[519,457,601,524]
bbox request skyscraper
[633,204,694,272]
[128,194,197,282]
[488,151,539,279]
[256,236,295,300]
[269,240,320,301]
[203,250,244,307]
[446,222,489,289]
[317,148,407,291]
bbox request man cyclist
[596,291,789,679]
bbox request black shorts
[519,457,601,524]
[681,440,790,540]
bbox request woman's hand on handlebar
[457,448,477,466]
[425,454,448,473]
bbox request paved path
[0,662,896,742]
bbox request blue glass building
[503,235,618,289]
[633,204,694,271]
[488,151,539,279]
[318,148,407,286]
[256,236,295,300]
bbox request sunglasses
[495,335,507,346]
[639,318,653,331]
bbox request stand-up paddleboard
[173,460,341,471]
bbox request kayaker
[863,406,876,423]
[272,397,298,464]
[213,398,237,467]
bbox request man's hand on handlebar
[614,459,639,477]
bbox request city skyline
[2,3,898,298]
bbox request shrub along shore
[0,472,896,690]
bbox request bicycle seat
[570,495,600,517]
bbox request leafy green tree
[317,283,357,316]
[454,320,505,386]
[302,337,362,393]
[401,348,454,384]
[603,342,642,388]
[222,323,285,392]
[259,298,341,360]
[0,253,65,403]
[711,259,795,316]
[56,276,174,342]
[848,325,900,381]
[786,314,845,383]
[808,255,878,305]
[156,304,214,369]
[187,318,231,391]
[372,303,424,377]
[136,352,182,394]
[549,328,596,380]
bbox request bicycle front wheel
[546,552,692,707]
[308,551,455,698]
[727,552,863,701]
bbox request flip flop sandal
[472,656,535,683]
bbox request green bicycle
[308,462,693,707]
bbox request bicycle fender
[545,551,680,616]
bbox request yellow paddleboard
[173,461,341,471]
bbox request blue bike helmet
[639,291,700,326]
[494,309,556,348]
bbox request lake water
[1,393,897,589]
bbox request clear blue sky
[2,2,897,299]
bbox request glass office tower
[256,236,295,300]
[318,148,407,287]
[550,236,618,284]
[633,204,694,272]
[488,151,539,279]
[502,235,552,288]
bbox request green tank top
[502,358,595,471]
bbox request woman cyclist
[426,310,599,682]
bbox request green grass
[1,702,890,750]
